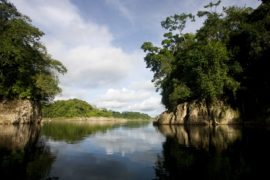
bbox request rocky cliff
[0,100,41,124]
[155,100,240,125]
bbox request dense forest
[42,99,151,120]
[0,0,66,101]
[142,0,270,121]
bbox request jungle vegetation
[141,0,270,120]
[42,99,151,120]
[0,0,66,101]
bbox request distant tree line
[141,0,270,120]
[42,99,151,120]
[0,0,66,101]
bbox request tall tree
[0,0,66,101]
[142,2,239,110]
[142,0,270,120]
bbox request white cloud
[94,82,164,116]
[127,96,162,112]
[14,0,131,90]
[11,0,130,84]
[11,0,164,116]
[60,46,134,88]
[98,88,149,102]
[129,81,156,91]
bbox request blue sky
[10,0,260,116]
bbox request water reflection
[45,122,164,180]
[0,125,43,154]
[41,120,149,143]
[0,125,55,180]
[155,125,270,180]
[157,125,241,151]
[91,123,165,156]
[2,122,270,179]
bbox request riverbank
[42,117,152,125]
[42,99,152,121]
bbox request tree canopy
[42,99,151,120]
[0,0,66,101]
[142,0,270,119]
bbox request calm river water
[1,121,270,180]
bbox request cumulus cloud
[127,96,162,112]
[98,88,149,103]
[60,46,135,88]
[11,0,164,116]
[94,81,164,115]
[12,0,136,88]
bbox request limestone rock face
[0,100,41,124]
[155,100,240,125]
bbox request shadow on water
[154,125,270,180]
[0,124,55,180]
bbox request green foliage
[42,99,94,118]
[112,111,151,120]
[142,11,238,109]
[0,0,66,101]
[42,99,151,120]
[141,0,270,119]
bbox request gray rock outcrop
[155,100,240,125]
[0,100,41,124]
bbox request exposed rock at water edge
[155,100,240,125]
[0,100,41,124]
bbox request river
[0,121,270,179]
